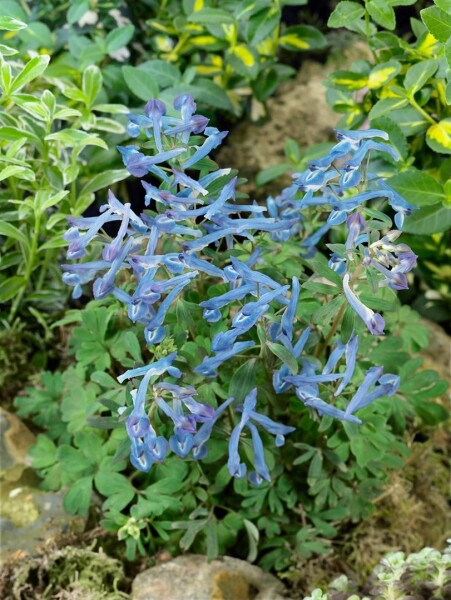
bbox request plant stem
[408,95,436,125]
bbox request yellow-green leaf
[329,70,368,91]
[368,61,401,90]
[426,119,451,155]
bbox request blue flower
[182,127,228,169]
[343,273,385,335]
[194,341,255,377]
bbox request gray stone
[132,554,287,600]
[0,409,85,564]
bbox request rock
[0,410,85,564]
[216,61,339,197]
[0,408,35,482]
[420,319,451,385]
[131,554,287,600]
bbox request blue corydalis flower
[343,273,385,336]
[228,389,295,485]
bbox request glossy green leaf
[426,119,451,154]
[387,168,446,206]
[404,58,438,95]
[0,276,25,302]
[367,0,396,30]
[122,65,159,102]
[403,203,451,234]
[0,15,26,30]
[106,25,135,53]
[421,6,451,43]
[327,2,365,28]
[10,55,50,93]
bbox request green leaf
[328,70,368,91]
[0,276,25,302]
[0,221,28,245]
[368,60,401,89]
[206,518,219,560]
[139,60,181,88]
[226,45,259,79]
[421,6,451,43]
[67,0,89,24]
[247,6,281,46]
[367,0,396,30]
[371,116,408,161]
[256,163,291,186]
[187,8,235,24]
[426,119,451,155]
[122,65,158,102]
[10,55,50,93]
[387,168,446,206]
[29,435,58,469]
[369,97,408,119]
[189,79,233,111]
[445,35,451,69]
[390,107,429,136]
[403,203,451,234]
[266,342,298,374]
[0,16,26,30]
[79,169,128,196]
[279,25,327,51]
[228,359,258,402]
[404,58,438,95]
[45,129,107,149]
[64,476,93,516]
[243,519,259,562]
[327,2,365,28]
[82,65,103,106]
[106,25,135,53]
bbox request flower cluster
[63,95,414,483]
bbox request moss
[1,542,130,600]
[285,439,450,598]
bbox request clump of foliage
[0,18,129,322]
[15,95,448,569]
[0,0,325,116]
[325,0,451,319]
[304,540,451,599]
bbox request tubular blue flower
[194,341,255,377]
[334,333,359,396]
[227,388,257,479]
[281,277,300,342]
[118,145,186,177]
[343,273,385,335]
[335,128,389,143]
[304,397,362,424]
[64,207,117,260]
[144,99,166,152]
[191,396,236,459]
[103,203,131,262]
[93,238,137,299]
[247,411,295,447]
[200,283,255,312]
[247,423,271,486]
[346,213,366,251]
[171,169,209,196]
[117,352,181,384]
[377,181,418,229]
[328,253,347,276]
[302,210,347,251]
[344,368,399,417]
[144,276,197,344]
[232,286,289,329]
[182,127,228,169]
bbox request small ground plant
[16,94,448,567]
